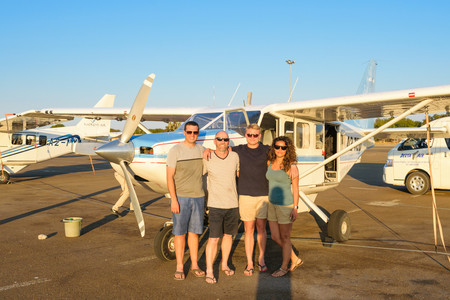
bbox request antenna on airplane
[227,83,241,106]
[247,92,252,106]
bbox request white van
[383,117,450,194]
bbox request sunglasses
[274,145,288,150]
[215,137,230,142]
[185,131,199,135]
[246,133,259,138]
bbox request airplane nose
[95,139,135,164]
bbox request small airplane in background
[0,94,116,184]
[24,63,450,261]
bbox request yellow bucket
[62,217,83,237]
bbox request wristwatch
[294,205,299,209]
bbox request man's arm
[166,166,179,214]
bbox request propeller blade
[120,74,155,144]
[119,160,145,237]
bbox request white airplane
[29,71,450,261]
[0,94,116,184]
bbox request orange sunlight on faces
[245,129,260,147]
[184,125,199,145]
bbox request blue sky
[1,1,449,128]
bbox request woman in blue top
[266,136,303,277]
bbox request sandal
[222,267,235,276]
[173,271,185,280]
[190,268,205,278]
[205,276,217,284]
[272,268,288,278]
[257,263,268,272]
[243,265,254,276]
[290,258,304,271]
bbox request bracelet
[294,205,298,209]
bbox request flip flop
[243,265,254,276]
[272,268,288,278]
[205,276,216,284]
[257,263,268,272]
[290,258,304,271]
[222,267,235,276]
[173,271,185,280]
[190,268,205,277]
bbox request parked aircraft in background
[0,95,115,184]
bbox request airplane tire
[154,224,176,261]
[405,171,429,195]
[327,210,351,242]
[0,171,10,184]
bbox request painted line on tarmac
[367,199,400,207]
[347,208,362,213]
[293,239,450,256]
[119,255,157,265]
[0,278,51,292]
[349,187,378,190]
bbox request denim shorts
[172,196,205,235]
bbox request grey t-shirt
[167,142,205,198]
[203,151,239,209]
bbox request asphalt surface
[1,144,449,299]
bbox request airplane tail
[347,59,378,129]
[75,94,115,137]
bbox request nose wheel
[154,223,176,261]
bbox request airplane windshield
[176,111,261,135]
[175,113,221,132]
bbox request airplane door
[288,120,324,186]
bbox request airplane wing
[268,84,450,123]
[35,107,201,123]
[0,111,74,133]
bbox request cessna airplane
[27,70,450,261]
[0,94,116,184]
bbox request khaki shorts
[268,202,294,224]
[239,195,269,221]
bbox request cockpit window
[12,133,23,145]
[175,113,221,132]
[177,111,261,135]
[398,138,432,151]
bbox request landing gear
[0,171,10,184]
[154,223,176,261]
[327,210,351,242]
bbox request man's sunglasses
[185,131,199,135]
[215,137,230,142]
[246,133,259,138]
[274,145,288,150]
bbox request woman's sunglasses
[274,145,288,150]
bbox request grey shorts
[172,196,205,235]
[208,207,239,238]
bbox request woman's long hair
[267,136,297,172]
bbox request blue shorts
[172,196,205,235]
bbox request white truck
[383,117,450,195]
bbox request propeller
[96,74,155,237]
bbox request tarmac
[1,144,449,299]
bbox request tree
[374,117,421,128]
[51,124,65,128]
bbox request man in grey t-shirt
[167,121,205,281]
[203,131,239,284]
